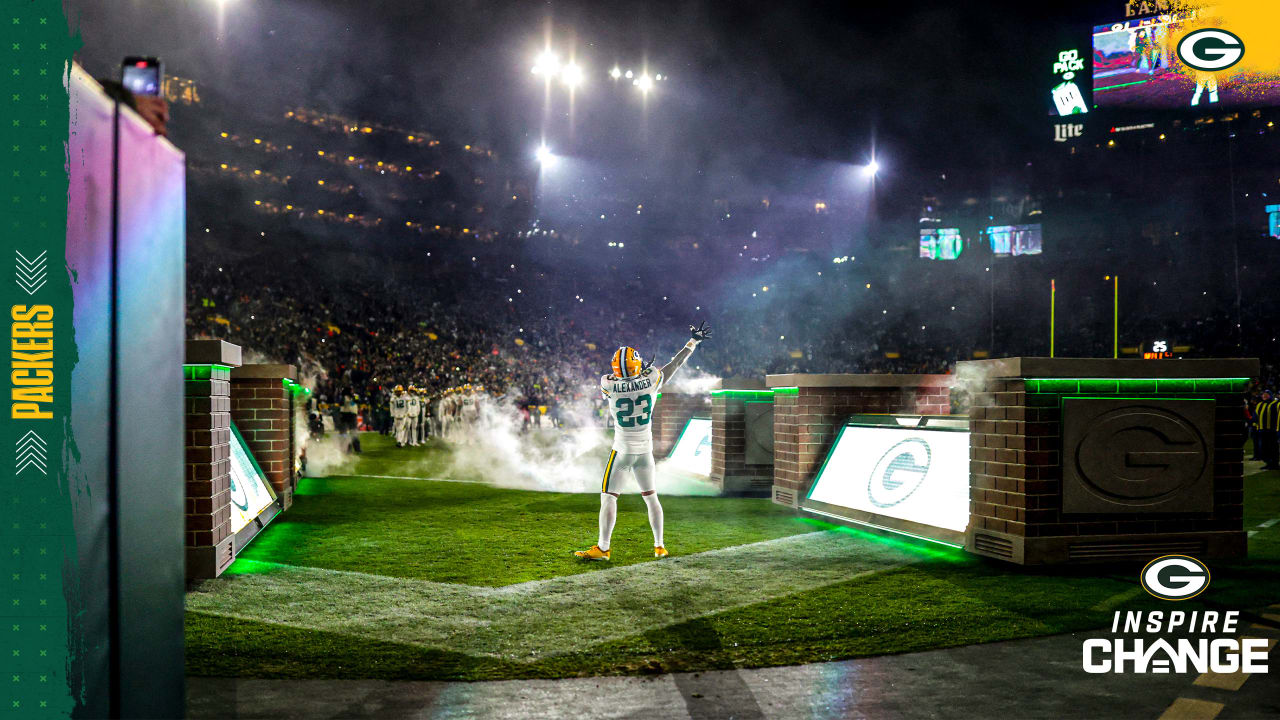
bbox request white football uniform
[600,366,664,454]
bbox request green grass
[187,433,1280,680]
[246,435,815,586]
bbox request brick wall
[967,373,1248,563]
[183,363,233,579]
[771,382,952,507]
[229,365,296,498]
[711,391,774,495]
[653,392,711,458]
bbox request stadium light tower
[535,144,556,167]
[561,62,584,89]
[531,50,560,76]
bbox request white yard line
[337,473,486,484]
[186,530,918,661]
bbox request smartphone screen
[122,57,162,96]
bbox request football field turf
[186,433,1280,681]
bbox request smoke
[660,367,721,395]
[295,412,362,480]
[949,359,998,415]
[443,393,721,495]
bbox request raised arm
[659,322,712,383]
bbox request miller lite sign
[1054,123,1085,142]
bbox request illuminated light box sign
[1093,13,1280,111]
[1268,204,1279,239]
[1050,48,1089,116]
[919,228,965,260]
[987,223,1042,256]
[666,417,712,476]
[802,417,970,545]
[229,423,278,535]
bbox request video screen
[986,224,1042,256]
[919,228,964,260]
[1268,204,1280,239]
[1092,14,1280,110]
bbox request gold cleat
[574,545,611,561]
[654,546,669,559]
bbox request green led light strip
[710,389,776,401]
[281,378,313,396]
[771,387,799,396]
[1094,79,1148,91]
[1025,377,1248,394]
[182,363,233,381]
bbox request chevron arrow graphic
[15,430,48,475]
[15,250,48,296]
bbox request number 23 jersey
[600,366,664,453]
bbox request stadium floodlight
[862,159,880,178]
[610,66,622,80]
[561,62,584,89]
[624,69,634,79]
[535,144,556,167]
[636,74,654,93]
[531,50,560,76]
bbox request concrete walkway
[188,622,1280,720]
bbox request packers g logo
[868,438,931,508]
[1177,29,1244,72]
[1140,555,1210,601]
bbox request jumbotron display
[986,224,1043,256]
[1092,13,1280,110]
[919,228,965,260]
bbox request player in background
[391,385,410,447]
[406,386,422,447]
[416,388,429,444]
[432,391,447,440]
[576,322,712,561]
[462,384,481,441]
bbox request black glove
[690,321,713,342]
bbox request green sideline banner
[1,3,80,719]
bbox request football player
[406,386,422,447]
[390,385,410,447]
[576,321,712,561]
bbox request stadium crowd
[186,229,1279,441]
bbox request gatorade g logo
[868,438,931,508]
[1140,555,1210,601]
[229,474,250,511]
[1177,29,1244,72]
